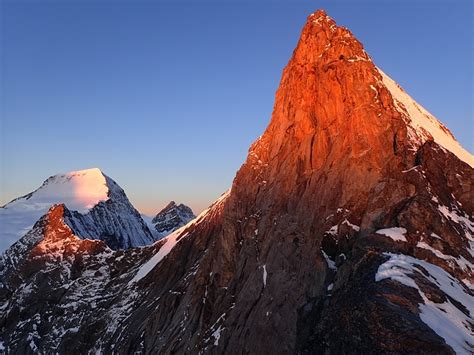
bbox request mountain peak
[30,168,110,213]
[151,201,195,235]
[163,201,177,210]
[307,9,333,26]
[0,168,155,252]
[308,9,329,18]
[292,9,368,67]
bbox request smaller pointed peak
[47,203,67,218]
[156,201,177,215]
[291,9,367,66]
[309,9,329,19]
[307,9,335,27]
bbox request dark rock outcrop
[151,201,195,236]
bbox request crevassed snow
[377,68,473,167]
[376,227,407,242]
[0,168,109,253]
[376,253,474,354]
[130,190,230,284]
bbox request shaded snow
[212,325,224,346]
[376,253,474,354]
[377,68,473,167]
[376,227,407,242]
[321,250,337,270]
[262,265,268,287]
[327,225,338,236]
[438,205,474,240]
[207,313,226,347]
[141,214,162,239]
[416,241,473,274]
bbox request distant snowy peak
[377,68,474,167]
[4,167,110,213]
[0,168,156,252]
[151,201,196,236]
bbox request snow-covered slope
[377,68,474,167]
[131,190,229,284]
[0,168,156,252]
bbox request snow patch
[321,250,337,270]
[417,241,473,273]
[342,219,360,231]
[377,68,474,167]
[376,227,407,242]
[326,225,338,236]
[130,227,188,284]
[438,205,474,240]
[376,253,474,354]
[262,265,268,287]
[212,326,224,346]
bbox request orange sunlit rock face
[29,204,106,259]
[229,10,410,224]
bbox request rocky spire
[229,9,409,225]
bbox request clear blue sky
[1,0,472,214]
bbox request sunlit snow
[376,227,407,242]
[377,68,474,167]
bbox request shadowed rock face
[151,201,196,235]
[1,9,473,354]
